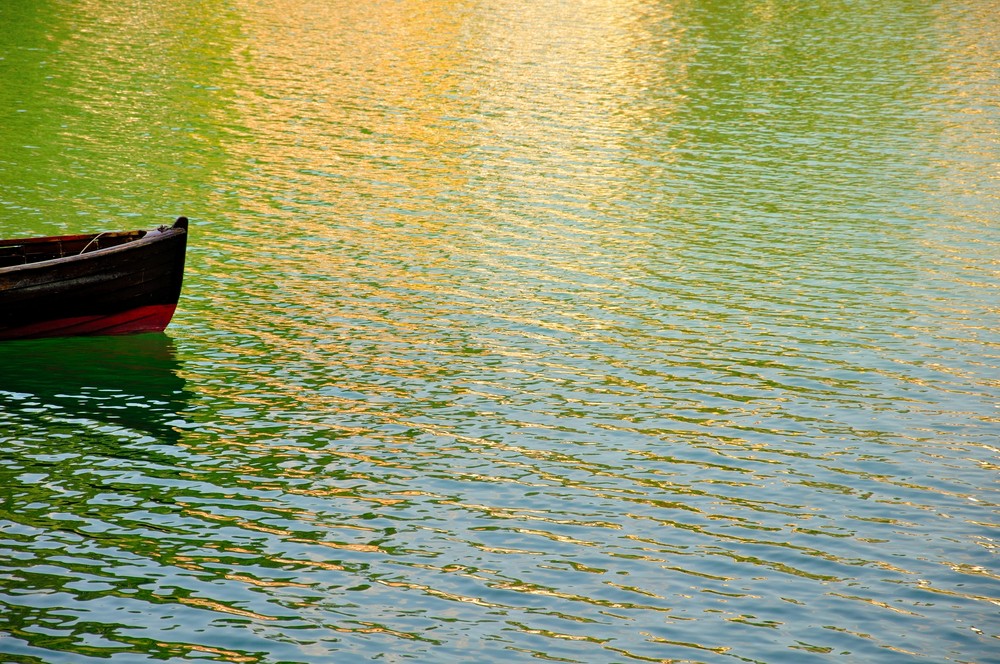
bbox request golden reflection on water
[216,0,691,246]
[223,0,473,210]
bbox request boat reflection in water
[0,333,189,446]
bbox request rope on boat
[79,232,110,255]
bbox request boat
[0,216,189,340]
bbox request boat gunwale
[0,225,187,277]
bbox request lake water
[1,1,998,662]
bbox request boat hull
[0,218,188,340]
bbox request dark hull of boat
[0,217,188,340]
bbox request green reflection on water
[0,0,238,234]
[0,335,188,443]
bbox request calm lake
[1,1,998,662]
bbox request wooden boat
[0,216,189,340]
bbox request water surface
[1,1,998,662]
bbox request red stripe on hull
[0,304,178,340]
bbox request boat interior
[0,230,147,269]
